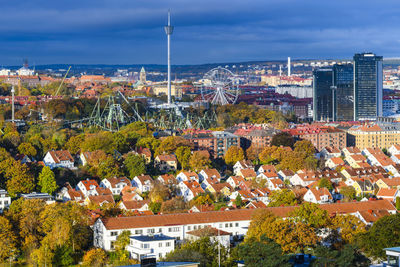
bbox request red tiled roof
[80,180,99,191]
[157,154,177,162]
[121,200,150,210]
[377,188,398,198]
[239,168,257,178]
[101,200,396,230]
[48,150,74,163]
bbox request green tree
[38,166,58,195]
[65,135,84,154]
[357,213,400,259]
[113,132,130,153]
[234,194,243,208]
[18,142,37,157]
[149,202,162,214]
[289,202,329,228]
[114,230,131,264]
[175,146,191,170]
[124,154,146,179]
[340,186,356,201]
[0,216,18,261]
[318,178,333,190]
[270,132,295,148]
[312,244,370,267]
[164,237,228,267]
[224,146,245,166]
[155,136,190,156]
[268,189,298,207]
[97,156,123,179]
[396,197,400,210]
[238,236,290,267]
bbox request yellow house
[376,178,400,189]
[344,154,367,168]
[352,179,374,197]
[207,183,232,197]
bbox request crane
[55,66,71,96]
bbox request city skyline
[2,0,400,65]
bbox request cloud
[1,0,400,65]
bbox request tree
[164,237,228,267]
[224,146,245,166]
[238,236,290,267]
[270,132,295,148]
[259,146,278,164]
[318,178,333,190]
[149,202,162,213]
[330,215,366,245]
[397,197,400,210]
[0,216,17,261]
[155,136,190,156]
[18,142,37,157]
[82,248,108,267]
[38,166,58,195]
[268,189,298,207]
[234,194,243,208]
[294,140,315,158]
[289,202,329,228]
[175,146,191,170]
[97,156,123,179]
[313,244,370,267]
[161,197,187,214]
[114,230,131,264]
[65,135,84,155]
[189,151,211,171]
[5,160,35,197]
[124,154,146,179]
[340,186,356,201]
[357,213,400,259]
[149,182,170,203]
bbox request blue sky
[1,0,400,65]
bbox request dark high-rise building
[333,64,354,121]
[353,53,383,120]
[313,68,333,121]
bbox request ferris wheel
[201,67,240,105]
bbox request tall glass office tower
[313,68,333,121]
[333,64,354,121]
[353,53,383,120]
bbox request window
[110,231,118,236]
[166,242,171,247]
[230,223,233,227]
[159,253,163,258]
[187,226,191,230]
[141,243,149,249]
[225,223,228,228]
[135,230,143,235]
[235,223,239,227]
[110,241,115,249]
[147,229,155,234]
[159,243,163,247]
[158,228,162,233]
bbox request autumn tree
[289,202,329,228]
[224,146,245,166]
[136,136,161,152]
[113,230,131,264]
[149,182,170,203]
[38,166,58,195]
[161,197,187,214]
[81,131,115,153]
[330,215,366,245]
[97,155,123,179]
[65,134,84,154]
[189,150,211,171]
[175,146,191,170]
[294,140,315,158]
[270,132,295,148]
[155,136,190,156]
[124,154,146,179]
[18,142,37,157]
[259,146,278,164]
[268,189,298,207]
[82,248,108,267]
[5,160,35,197]
[0,216,18,261]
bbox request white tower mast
[287,57,291,76]
[164,10,174,105]
[11,86,15,123]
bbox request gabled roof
[79,179,99,191]
[201,169,221,179]
[156,154,177,162]
[323,146,341,154]
[179,171,199,180]
[308,187,332,201]
[236,160,254,169]
[158,174,176,184]
[377,188,398,198]
[100,200,396,230]
[88,194,114,206]
[259,165,277,173]
[187,226,230,237]
[329,157,345,165]
[135,175,153,184]
[358,209,390,223]
[47,150,74,163]
[379,178,400,187]
[239,168,257,178]
[344,147,361,154]
[121,200,150,210]
[105,177,130,188]
[137,147,152,158]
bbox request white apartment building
[126,235,175,260]
[0,189,11,213]
[93,200,396,252]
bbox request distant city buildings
[354,53,383,120]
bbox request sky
[2,0,400,65]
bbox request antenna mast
[164,10,174,105]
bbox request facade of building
[285,125,347,151]
[332,63,354,121]
[347,117,400,149]
[353,53,383,120]
[313,68,333,121]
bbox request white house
[226,176,245,189]
[119,200,150,212]
[176,171,199,183]
[303,188,333,204]
[320,147,341,159]
[278,170,294,181]
[265,178,284,191]
[233,160,254,176]
[198,169,221,183]
[376,188,400,203]
[43,150,75,169]
[256,165,276,175]
[289,171,319,187]
[178,180,204,202]
[77,179,100,197]
[186,226,231,249]
[126,235,175,260]
[132,175,153,193]
[325,157,345,170]
[0,189,11,213]
[100,177,131,195]
[389,144,400,156]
